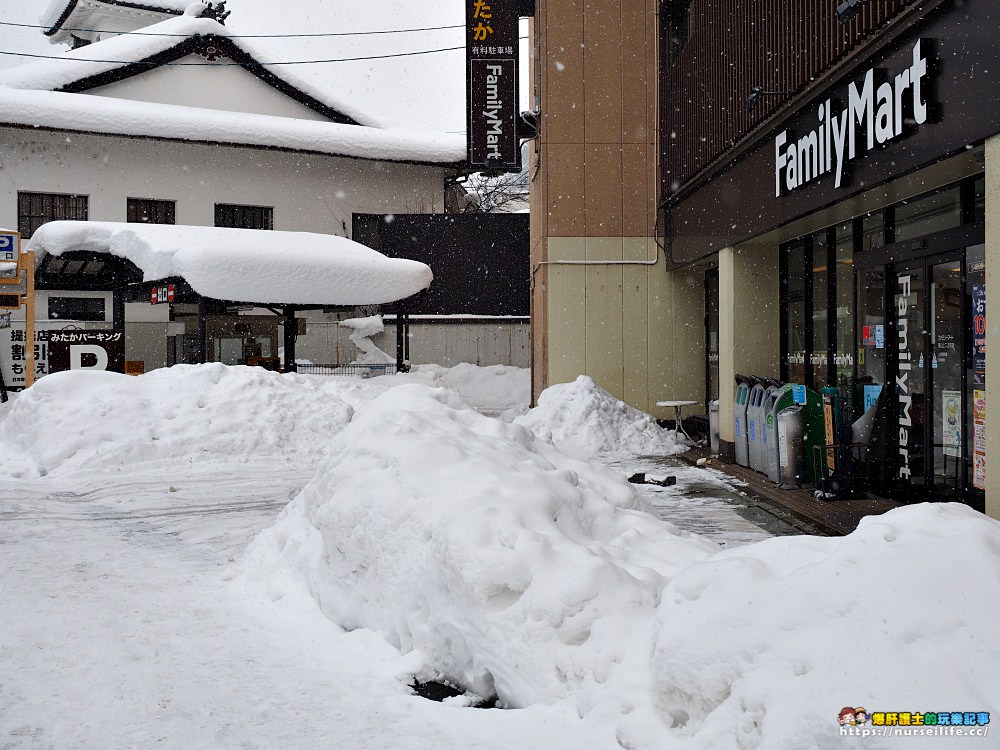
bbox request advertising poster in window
[973,390,986,490]
[972,283,985,384]
[942,389,961,458]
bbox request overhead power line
[0,20,466,39]
[0,45,468,65]
[0,36,528,66]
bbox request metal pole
[283,306,297,373]
[197,297,207,364]
[23,250,35,388]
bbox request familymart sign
[775,40,933,197]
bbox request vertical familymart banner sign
[775,40,933,196]
[466,0,520,172]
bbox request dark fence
[296,363,399,377]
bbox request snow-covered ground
[1,365,997,749]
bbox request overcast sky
[1,0,59,69]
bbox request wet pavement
[603,455,824,547]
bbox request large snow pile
[241,384,719,711]
[0,364,355,478]
[651,502,1000,748]
[412,363,531,418]
[515,375,686,458]
[240,379,1000,747]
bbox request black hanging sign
[466,0,520,172]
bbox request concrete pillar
[985,135,1000,520]
[718,243,780,459]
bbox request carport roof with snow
[25,220,433,306]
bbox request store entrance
[859,245,985,509]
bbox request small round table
[656,400,699,443]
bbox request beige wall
[718,243,781,445]
[531,0,683,413]
[985,134,1000,520]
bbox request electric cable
[0,19,466,38]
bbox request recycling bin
[755,382,780,475]
[777,404,806,487]
[733,375,751,467]
[746,380,766,473]
[709,399,720,455]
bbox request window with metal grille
[17,192,89,238]
[48,296,106,321]
[127,198,175,224]
[214,203,273,230]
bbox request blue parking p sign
[0,233,16,262]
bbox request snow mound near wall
[651,502,1000,749]
[241,383,718,712]
[515,375,685,458]
[0,364,354,478]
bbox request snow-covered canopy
[26,220,433,306]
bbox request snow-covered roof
[40,0,190,36]
[24,0,468,132]
[25,221,433,305]
[0,11,466,162]
[1,14,375,128]
[0,86,464,165]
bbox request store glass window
[705,268,720,403]
[966,243,986,500]
[811,231,830,389]
[782,240,807,384]
[972,176,985,224]
[834,222,855,398]
[894,186,962,243]
[861,211,885,251]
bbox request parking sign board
[48,330,125,374]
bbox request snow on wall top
[26,220,433,305]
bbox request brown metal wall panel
[662,0,917,196]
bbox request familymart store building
[669,2,999,517]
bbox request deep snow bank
[411,363,530,418]
[514,375,685,458]
[652,501,1000,749]
[0,364,354,477]
[241,383,718,711]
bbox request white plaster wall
[0,127,447,237]
[89,58,332,122]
